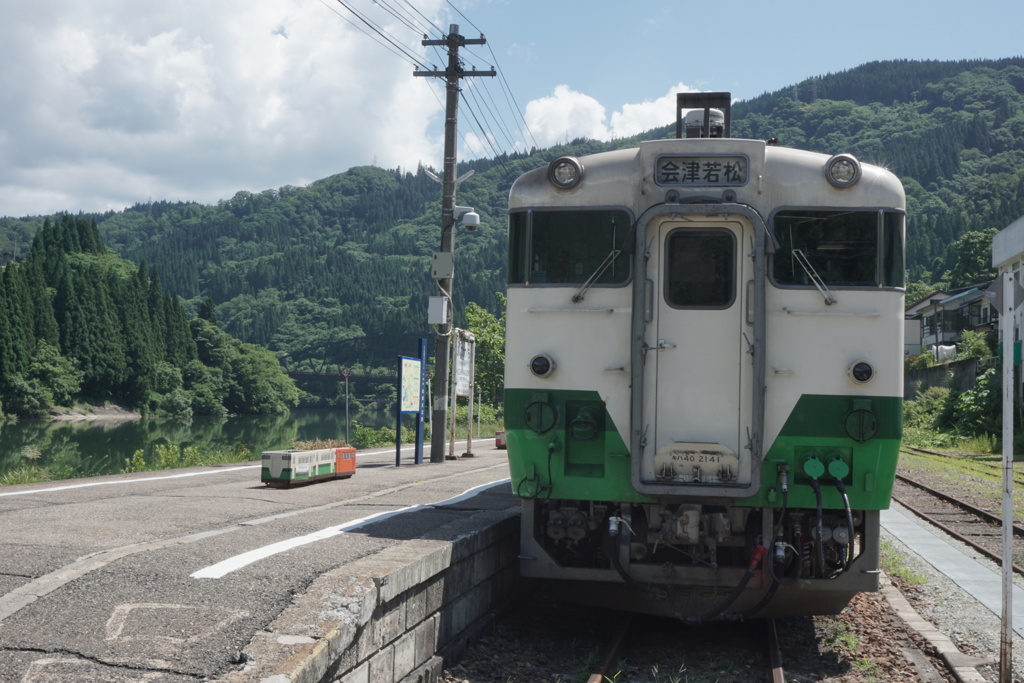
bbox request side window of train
[771,210,905,288]
[507,209,631,286]
[664,229,736,308]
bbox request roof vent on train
[676,92,731,139]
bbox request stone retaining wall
[218,506,520,683]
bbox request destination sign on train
[655,156,747,186]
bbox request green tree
[189,318,299,414]
[27,340,82,406]
[198,297,218,324]
[1,373,51,418]
[955,330,994,360]
[465,294,506,407]
[948,228,998,289]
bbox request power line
[373,0,432,37]
[445,0,538,149]
[329,0,429,68]
[472,79,519,152]
[444,0,481,34]
[320,0,418,66]
[399,0,444,36]
[485,42,540,150]
[324,0,538,164]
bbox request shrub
[903,386,951,429]
[952,368,1000,436]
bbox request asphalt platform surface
[0,439,513,682]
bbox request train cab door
[637,216,755,494]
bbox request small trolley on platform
[261,447,356,488]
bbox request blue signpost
[395,339,428,466]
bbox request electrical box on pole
[414,25,495,463]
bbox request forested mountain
[3,57,1024,400]
[0,215,299,418]
[730,58,1024,281]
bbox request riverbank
[47,404,142,422]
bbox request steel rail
[895,474,1024,537]
[585,614,634,683]
[892,479,1024,578]
[766,618,785,683]
[900,446,1024,486]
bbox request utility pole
[414,25,494,463]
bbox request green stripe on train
[504,389,901,509]
[743,394,902,510]
[504,388,654,502]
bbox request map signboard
[399,356,422,413]
[453,334,473,397]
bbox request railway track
[580,616,785,682]
[893,470,1024,575]
[766,618,785,683]
[901,444,1024,487]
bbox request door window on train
[771,210,905,288]
[664,229,736,308]
[507,209,631,285]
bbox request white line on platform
[190,478,511,579]
[0,466,260,497]
[0,441,476,498]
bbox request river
[0,408,395,480]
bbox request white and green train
[504,93,905,619]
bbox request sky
[1,0,1022,219]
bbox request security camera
[462,211,480,231]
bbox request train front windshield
[508,209,631,286]
[771,210,905,288]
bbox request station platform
[0,440,519,683]
[882,506,1024,637]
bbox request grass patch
[0,465,52,486]
[291,438,348,449]
[902,447,992,477]
[880,539,928,585]
[851,657,885,681]
[816,617,887,681]
[121,444,254,473]
[820,619,859,652]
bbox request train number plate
[653,442,739,483]
[655,156,747,186]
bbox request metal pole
[1000,271,1014,683]
[431,33,459,464]
[415,338,427,464]
[463,332,475,457]
[342,366,351,446]
[448,329,459,460]
[415,26,494,464]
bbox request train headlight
[548,156,584,189]
[529,353,556,378]
[823,154,861,188]
[848,360,874,384]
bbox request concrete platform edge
[881,576,990,682]
[217,507,520,683]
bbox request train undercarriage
[518,498,881,619]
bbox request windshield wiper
[572,250,622,303]
[792,249,836,305]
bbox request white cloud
[609,83,701,138]
[0,0,448,216]
[524,82,703,148]
[0,0,709,219]
[524,85,609,147]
